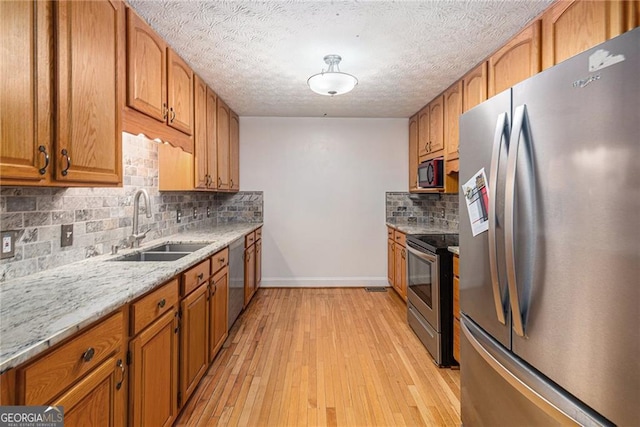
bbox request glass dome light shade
[307,71,358,96]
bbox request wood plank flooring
[176,288,461,426]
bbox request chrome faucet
[129,189,152,248]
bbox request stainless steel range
[406,233,458,367]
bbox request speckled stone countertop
[448,246,460,255]
[386,222,456,235]
[0,222,262,373]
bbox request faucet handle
[141,228,151,237]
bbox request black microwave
[418,158,444,188]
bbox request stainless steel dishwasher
[228,237,245,329]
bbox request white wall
[240,117,407,287]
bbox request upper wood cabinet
[206,88,219,189]
[462,62,487,112]
[427,95,445,157]
[194,76,209,189]
[1,0,124,187]
[488,21,541,97]
[0,1,52,185]
[124,8,193,151]
[229,111,240,191]
[444,81,463,162]
[417,106,430,162]
[541,0,626,69]
[216,99,231,190]
[408,114,419,191]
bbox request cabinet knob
[158,298,166,308]
[82,347,95,363]
[38,145,49,175]
[61,149,71,176]
[197,273,204,281]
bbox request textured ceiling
[128,0,553,118]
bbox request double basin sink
[112,243,211,262]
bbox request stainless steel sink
[110,242,212,262]
[146,243,210,252]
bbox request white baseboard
[260,277,389,288]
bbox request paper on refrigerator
[462,168,490,236]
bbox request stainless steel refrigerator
[459,28,639,426]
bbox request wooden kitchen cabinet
[628,0,639,30]
[463,62,488,112]
[488,21,541,97]
[194,75,209,189]
[209,266,229,361]
[216,98,231,190]
[427,95,445,158]
[453,254,460,364]
[1,0,124,187]
[255,239,262,288]
[180,282,209,407]
[444,81,462,162]
[541,0,626,69]
[417,106,429,162]
[124,7,193,152]
[244,235,257,307]
[387,232,395,288]
[408,114,419,192]
[391,230,407,301]
[15,310,127,426]
[229,110,240,191]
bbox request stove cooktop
[407,233,459,253]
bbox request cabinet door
[56,0,124,185]
[628,0,639,31]
[193,75,208,189]
[126,8,166,122]
[387,238,395,287]
[209,267,229,362]
[488,21,541,97]
[130,309,179,427]
[53,355,126,427]
[463,62,487,112]
[216,99,231,190]
[255,239,262,288]
[428,95,445,156]
[167,49,193,136]
[180,284,209,406]
[417,106,429,162]
[229,110,240,191]
[542,0,626,69]
[244,244,256,306]
[206,88,218,189]
[394,243,404,299]
[0,0,52,184]
[408,114,419,191]
[444,82,462,161]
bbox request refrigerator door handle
[461,317,612,427]
[505,105,529,337]
[488,112,510,325]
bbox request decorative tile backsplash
[0,133,262,282]
[386,192,459,231]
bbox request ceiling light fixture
[307,54,358,96]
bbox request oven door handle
[406,245,437,263]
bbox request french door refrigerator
[459,27,639,426]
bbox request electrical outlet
[206,206,211,218]
[440,208,446,218]
[176,209,182,223]
[61,224,73,247]
[1,231,16,259]
[193,207,198,219]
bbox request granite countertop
[386,222,456,235]
[0,222,262,373]
[448,246,460,255]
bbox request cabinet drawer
[453,254,459,277]
[131,278,179,336]
[20,310,124,405]
[211,247,229,274]
[394,230,406,246]
[387,227,394,239]
[182,258,211,296]
[245,231,256,247]
[255,227,262,241]
[453,276,460,321]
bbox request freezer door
[459,89,511,348]
[509,28,640,426]
[460,316,611,427]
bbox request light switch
[61,224,73,247]
[1,231,15,259]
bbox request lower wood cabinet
[129,308,179,427]
[255,239,262,288]
[244,242,256,307]
[179,282,209,407]
[387,228,407,301]
[209,266,229,361]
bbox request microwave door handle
[488,112,509,325]
[505,105,533,338]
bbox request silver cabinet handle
[38,145,49,175]
[488,112,510,326]
[61,149,71,176]
[116,358,125,390]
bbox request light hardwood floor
[176,288,461,426]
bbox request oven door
[407,245,440,331]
